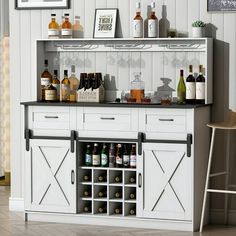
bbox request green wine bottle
[177,69,186,104]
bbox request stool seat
[207,111,236,129]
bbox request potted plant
[192,20,206,38]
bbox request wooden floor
[1,187,236,236]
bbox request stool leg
[224,130,230,224]
[200,127,216,232]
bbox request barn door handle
[71,170,75,185]
[70,130,76,153]
[138,173,142,188]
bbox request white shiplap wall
[9,0,236,221]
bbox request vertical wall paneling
[84,0,96,38]
[175,0,188,36]
[164,0,176,30]
[187,0,200,37]
[129,0,136,38]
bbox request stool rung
[209,171,227,178]
[207,189,236,194]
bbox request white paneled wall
[9,0,236,222]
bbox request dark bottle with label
[85,144,92,166]
[101,143,108,167]
[123,144,130,168]
[116,144,123,168]
[130,144,137,168]
[78,73,86,90]
[186,65,196,104]
[196,65,205,104]
[92,143,100,167]
[109,143,116,168]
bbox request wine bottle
[83,205,91,213]
[130,145,137,168]
[133,2,143,38]
[69,65,79,102]
[97,175,107,182]
[148,1,158,38]
[177,69,186,105]
[129,208,136,215]
[186,65,196,104]
[98,189,107,198]
[116,144,123,168]
[41,60,52,101]
[114,175,122,183]
[109,143,116,168]
[114,191,122,198]
[101,143,109,167]
[129,176,136,184]
[83,190,91,197]
[83,174,91,182]
[98,205,107,213]
[92,143,100,167]
[114,207,122,214]
[123,144,130,168]
[52,70,60,101]
[85,144,92,166]
[129,192,136,199]
[61,70,70,102]
[196,65,205,104]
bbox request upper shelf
[38,38,213,53]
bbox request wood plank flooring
[1,186,236,236]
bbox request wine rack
[78,167,137,217]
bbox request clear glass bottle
[148,1,158,38]
[69,65,79,102]
[48,13,59,39]
[61,70,70,102]
[52,70,60,101]
[177,69,186,105]
[41,60,52,101]
[61,13,72,38]
[133,2,143,38]
[130,72,145,103]
[73,16,84,38]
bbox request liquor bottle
[130,145,137,168]
[98,189,107,198]
[41,60,52,101]
[61,70,70,102]
[97,175,107,182]
[48,13,59,39]
[123,144,130,168]
[114,207,122,214]
[114,191,122,198]
[148,1,158,38]
[98,205,107,213]
[133,2,143,38]
[59,15,65,36]
[114,175,122,183]
[83,189,91,197]
[52,70,60,101]
[92,143,100,167]
[61,13,72,38]
[129,208,136,215]
[86,73,93,90]
[109,143,116,168]
[83,205,91,213]
[129,192,136,199]
[83,174,91,182]
[95,73,103,89]
[44,84,57,102]
[177,69,186,105]
[196,65,205,104]
[186,65,196,104]
[73,16,84,38]
[101,143,109,167]
[69,65,79,102]
[129,176,136,184]
[116,144,123,168]
[85,144,92,166]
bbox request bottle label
[48,29,59,36]
[93,155,100,165]
[41,78,50,86]
[133,20,143,38]
[148,19,157,38]
[61,29,72,36]
[45,90,57,101]
[116,155,122,165]
[101,154,108,166]
[123,155,130,166]
[85,154,92,165]
[196,82,205,100]
[130,155,136,167]
[61,84,70,91]
[52,84,60,98]
[186,82,196,100]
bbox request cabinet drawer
[82,108,137,132]
[30,107,70,130]
[145,110,187,133]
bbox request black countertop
[21,101,211,109]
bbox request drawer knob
[100,117,115,120]
[159,118,174,122]
[44,116,59,119]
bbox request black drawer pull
[44,116,59,119]
[100,117,115,120]
[71,170,75,185]
[159,118,174,122]
[138,173,142,188]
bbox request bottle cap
[180,69,184,77]
[44,59,48,66]
[53,70,58,75]
[51,13,56,17]
[64,13,70,16]
[136,2,141,8]
[189,65,193,73]
[64,70,68,76]
[71,65,75,73]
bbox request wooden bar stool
[200,111,236,232]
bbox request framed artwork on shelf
[93,9,118,38]
[15,0,70,10]
[208,0,236,12]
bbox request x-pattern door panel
[25,140,76,213]
[139,143,192,221]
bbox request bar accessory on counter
[130,72,145,103]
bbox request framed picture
[93,9,118,38]
[15,0,70,10]
[208,0,236,12]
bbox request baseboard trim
[9,197,24,211]
[210,209,236,225]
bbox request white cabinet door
[25,139,76,213]
[137,143,192,221]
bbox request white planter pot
[192,27,204,38]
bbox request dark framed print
[93,9,118,38]
[15,0,70,10]
[208,0,236,12]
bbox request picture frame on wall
[93,9,118,38]
[208,0,236,12]
[15,0,70,10]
